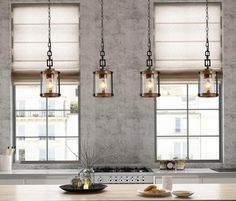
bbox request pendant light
[40,0,61,98]
[140,0,160,98]
[198,0,218,98]
[93,0,113,97]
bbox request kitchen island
[0,184,235,201]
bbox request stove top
[93,166,152,173]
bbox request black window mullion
[187,84,190,160]
[46,98,49,161]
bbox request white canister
[162,176,172,191]
[0,155,12,171]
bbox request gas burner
[93,166,152,173]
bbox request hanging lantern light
[93,0,113,97]
[40,0,61,98]
[198,0,218,98]
[140,0,160,98]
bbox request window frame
[12,83,80,164]
[154,83,223,163]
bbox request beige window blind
[12,4,79,82]
[154,3,221,80]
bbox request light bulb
[46,79,53,93]
[146,79,154,91]
[99,79,107,92]
[204,79,211,91]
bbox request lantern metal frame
[198,0,219,98]
[93,0,113,97]
[140,0,160,98]
[40,0,61,98]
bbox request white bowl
[172,190,194,198]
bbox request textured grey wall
[0,0,235,169]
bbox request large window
[156,84,221,161]
[155,3,222,161]
[12,5,79,162]
[15,85,79,162]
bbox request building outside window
[12,5,80,162]
[155,3,222,161]
[15,85,79,161]
[156,84,220,160]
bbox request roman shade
[12,4,79,82]
[155,3,221,80]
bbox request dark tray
[60,184,107,193]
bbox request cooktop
[93,166,152,173]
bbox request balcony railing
[15,110,76,118]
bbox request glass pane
[48,138,78,161]
[16,119,46,137]
[157,84,187,109]
[156,137,187,160]
[48,113,78,137]
[157,111,187,136]
[189,137,219,160]
[16,85,46,110]
[48,85,79,110]
[16,138,46,161]
[155,3,221,23]
[188,84,219,109]
[189,110,219,136]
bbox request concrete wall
[0,0,235,169]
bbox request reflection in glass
[157,111,187,136]
[188,84,219,109]
[189,137,219,160]
[16,138,46,161]
[189,110,219,136]
[48,138,78,160]
[15,84,79,161]
[156,137,187,160]
[157,84,187,109]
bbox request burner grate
[93,166,152,173]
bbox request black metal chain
[99,0,106,68]
[47,0,53,68]
[204,0,211,68]
[146,0,153,68]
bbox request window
[155,3,222,161]
[12,5,79,162]
[156,84,221,160]
[15,85,79,161]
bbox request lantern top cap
[94,67,113,74]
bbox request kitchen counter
[153,168,220,176]
[0,168,229,176]
[0,184,235,201]
[0,169,80,176]
[0,169,236,185]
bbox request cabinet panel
[154,176,202,184]
[203,177,236,184]
[0,179,24,185]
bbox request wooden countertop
[0,184,236,201]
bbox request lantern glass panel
[94,68,113,97]
[40,68,60,97]
[140,69,160,97]
[198,69,218,97]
